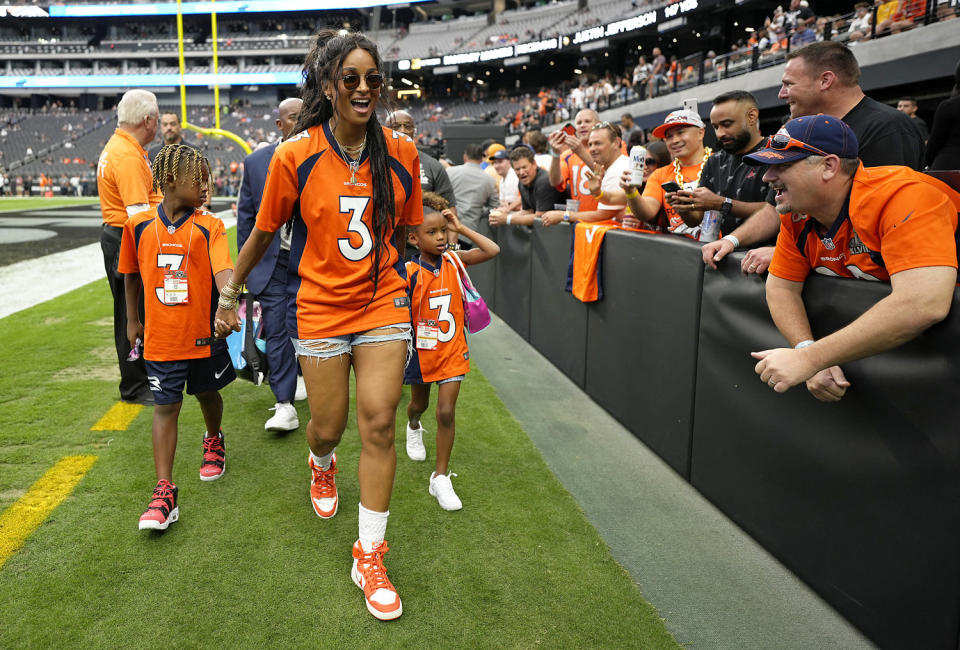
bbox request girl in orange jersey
[403,193,500,511]
[214,30,421,621]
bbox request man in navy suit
[236,97,304,431]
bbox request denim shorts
[293,323,412,361]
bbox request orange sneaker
[308,453,338,519]
[351,539,403,620]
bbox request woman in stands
[215,29,421,621]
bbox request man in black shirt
[897,97,929,143]
[147,112,198,164]
[666,91,771,259]
[489,146,565,227]
[709,41,926,275]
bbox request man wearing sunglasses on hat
[705,41,926,276]
[746,115,959,403]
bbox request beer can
[629,146,647,186]
[700,210,720,242]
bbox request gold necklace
[673,147,712,186]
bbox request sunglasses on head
[339,72,383,91]
[590,121,623,138]
[767,133,829,157]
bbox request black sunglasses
[340,72,383,91]
[644,157,658,165]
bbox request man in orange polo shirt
[747,115,958,402]
[97,88,163,404]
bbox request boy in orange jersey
[119,144,236,531]
[403,193,500,510]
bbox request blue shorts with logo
[145,349,235,405]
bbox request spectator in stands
[446,144,499,248]
[147,111,195,164]
[876,0,926,34]
[847,2,873,42]
[897,96,929,142]
[747,115,958,401]
[620,113,642,146]
[523,130,553,170]
[236,97,306,433]
[791,22,817,48]
[541,121,629,226]
[784,0,817,33]
[490,148,521,212]
[623,110,713,240]
[97,88,163,405]
[489,147,564,227]
[483,142,504,188]
[658,92,771,261]
[547,108,600,218]
[633,57,651,99]
[385,109,457,215]
[711,41,926,275]
[925,60,960,170]
[648,47,667,99]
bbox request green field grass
[0,196,101,212]
[0,277,680,647]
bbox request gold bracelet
[625,188,639,198]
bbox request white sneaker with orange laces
[351,539,403,621]
[309,453,338,519]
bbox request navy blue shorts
[145,349,236,405]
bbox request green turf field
[0,196,102,212]
[0,276,680,647]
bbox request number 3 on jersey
[338,196,372,261]
[428,294,456,343]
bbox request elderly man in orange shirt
[97,88,163,404]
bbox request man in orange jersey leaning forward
[748,115,959,403]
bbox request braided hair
[294,28,396,305]
[151,143,209,193]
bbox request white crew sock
[358,503,389,552]
[310,449,334,471]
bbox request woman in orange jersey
[214,29,421,621]
[402,193,499,511]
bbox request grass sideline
[0,271,679,647]
[0,196,101,212]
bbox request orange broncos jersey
[570,222,615,303]
[558,150,599,212]
[642,161,709,240]
[256,123,423,339]
[770,165,959,283]
[404,254,470,384]
[97,128,163,227]
[118,205,233,362]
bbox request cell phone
[682,98,698,114]
[660,181,682,193]
[561,123,576,137]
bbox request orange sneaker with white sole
[308,453,338,518]
[351,539,403,621]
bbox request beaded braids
[294,28,396,304]
[151,143,209,193]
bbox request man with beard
[747,115,958,402]
[663,92,771,262]
[489,147,564,226]
[147,112,197,164]
[703,41,925,275]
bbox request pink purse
[444,251,491,333]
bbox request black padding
[492,225,532,340]
[529,224,588,386]
[584,231,704,476]
[465,219,497,311]
[691,258,960,650]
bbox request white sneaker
[429,472,462,511]
[265,402,299,431]
[295,375,307,401]
[405,422,427,461]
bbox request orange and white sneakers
[308,453,339,519]
[351,539,403,621]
